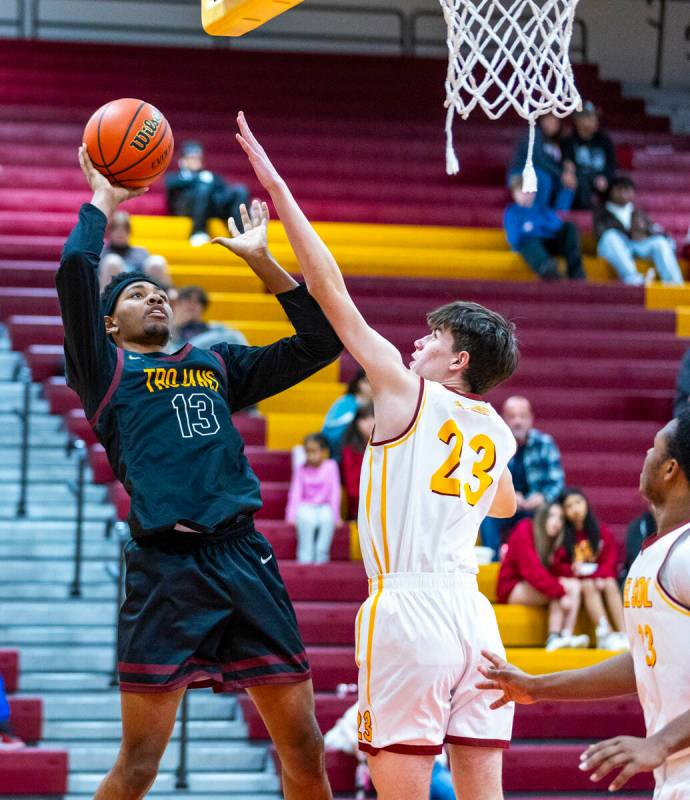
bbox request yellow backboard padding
[201,0,304,36]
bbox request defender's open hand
[235,112,284,193]
[212,199,270,262]
[579,734,666,792]
[476,650,537,708]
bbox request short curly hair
[100,270,166,318]
[426,301,519,394]
[667,406,690,483]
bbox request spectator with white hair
[480,395,565,558]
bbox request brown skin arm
[78,144,147,221]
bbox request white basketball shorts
[355,572,514,755]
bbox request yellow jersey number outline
[430,419,496,505]
[637,623,657,668]
[357,710,373,743]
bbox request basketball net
[439,0,582,191]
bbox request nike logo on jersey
[128,355,142,361]
[260,554,273,565]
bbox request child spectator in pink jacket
[286,433,341,564]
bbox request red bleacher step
[0,650,19,693]
[0,749,68,795]
[7,698,43,744]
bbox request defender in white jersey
[235,113,521,800]
[478,410,690,797]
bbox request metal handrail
[175,692,190,789]
[12,373,31,518]
[409,8,589,63]
[69,439,88,597]
[1,0,24,35]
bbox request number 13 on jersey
[430,419,496,505]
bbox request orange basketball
[83,98,174,189]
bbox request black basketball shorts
[117,516,311,693]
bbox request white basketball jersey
[624,523,690,798]
[357,378,516,577]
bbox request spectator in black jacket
[165,141,250,247]
[622,510,656,580]
[562,101,616,209]
[674,348,690,417]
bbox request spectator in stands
[674,348,690,417]
[324,702,456,799]
[321,369,372,461]
[508,113,574,202]
[480,396,565,558]
[166,285,248,352]
[552,488,628,650]
[99,210,173,292]
[504,171,585,281]
[0,675,24,750]
[286,433,341,564]
[497,502,589,651]
[341,404,375,520]
[622,509,656,580]
[595,176,684,286]
[562,101,617,209]
[165,140,250,246]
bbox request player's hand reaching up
[212,199,270,263]
[235,111,284,193]
[476,650,538,708]
[78,144,147,219]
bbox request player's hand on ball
[78,145,148,211]
[476,650,537,708]
[579,734,667,791]
[235,112,283,192]
[212,199,270,262]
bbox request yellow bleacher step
[505,647,618,674]
[258,382,344,415]
[168,266,265,293]
[495,605,547,647]
[266,413,327,449]
[645,283,690,311]
[200,293,288,322]
[224,320,293,346]
[478,563,499,603]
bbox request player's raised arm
[234,112,416,401]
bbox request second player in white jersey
[358,377,516,578]
[624,523,690,798]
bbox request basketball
[83,98,174,189]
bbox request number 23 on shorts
[357,710,373,743]
[430,418,496,504]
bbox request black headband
[101,274,167,318]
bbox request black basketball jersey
[56,203,342,538]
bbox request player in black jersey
[56,145,342,800]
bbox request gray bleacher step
[0,520,109,535]
[7,646,118,672]
[0,601,118,626]
[43,718,246,741]
[0,449,81,466]
[0,465,94,481]
[0,561,119,581]
[0,541,117,559]
[0,397,49,413]
[0,582,118,600]
[0,528,115,546]
[42,692,237,721]
[0,626,115,646]
[0,411,62,431]
[0,381,42,399]
[0,430,68,446]
[65,794,281,800]
[1,484,107,502]
[20,671,114,691]
[69,771,281,793]
[0,510,114,529]
[63,743,267,772]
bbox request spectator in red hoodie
[552,488,628,651]
[340,404,374,520]
[497,502,589,652]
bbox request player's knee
[118,749,161,794]
[278,720,326,784]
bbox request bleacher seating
[0,36,688,798]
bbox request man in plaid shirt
[480,395,565,558]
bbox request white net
[439,0,582,190]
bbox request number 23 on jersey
[430,419,496,505]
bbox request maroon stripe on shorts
[358,742,443,756]
[444,735,510,749]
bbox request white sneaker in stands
[545,634,567,652]
[0,732,25,751]
[564,633,590,649]
[189,232,211,247]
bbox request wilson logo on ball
[130,115,162,152]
